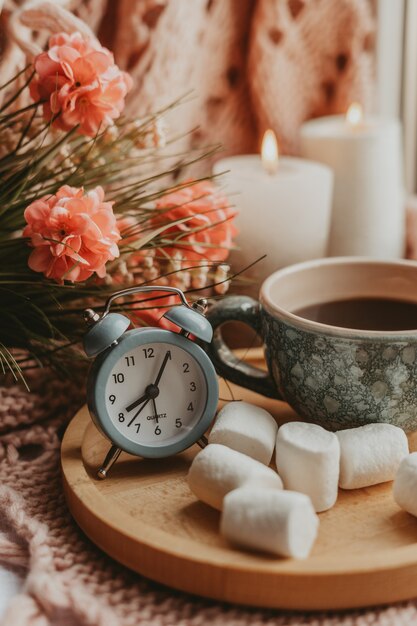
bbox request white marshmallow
[220,487,319,558]
[337,423,409,489]
[275,422,340,512]
[209,401,278,465]
[187,443,283,510]
[393,453,417,516]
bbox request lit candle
[213,132,333,290]
[300,106,404,258]
[262,129,279,175]
[346,102,363,129]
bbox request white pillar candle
[300,105,404,258]
[213,132,333,288]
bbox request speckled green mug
[206,258,417,432]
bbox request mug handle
[205,296,282,399]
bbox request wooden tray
[61,350,417,611]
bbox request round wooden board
[61,354,417,611]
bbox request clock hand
[127,397,150,427]
[154,350,171,388]
[125,350,170,428]
[151,396,159,424]
[126,393,149,413]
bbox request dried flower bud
[130,120,143,131]
[117,260,128,276]
[214,264,230,294]
[169,270,191,291]
[153,116,167,148]
[168,251,183,274]
[180,271,191,289]
[143,266,159,281]
[102,124,119,144]
[59,145,71,160]
[131,116,167,149]
[191,264,209,289]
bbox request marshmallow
[393,453,417,516]
[220,487,319,558]
[337,423,409,489]
[209,401,278,465]
[187,443,283,510]
[275,422,340,512]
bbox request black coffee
[293,297,417,331]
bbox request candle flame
[261,129,279,175]
[346,102,363,127]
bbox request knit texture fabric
[0,371,417,625]
[109,0,376,167]
[1,0,376,174]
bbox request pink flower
[30,32,132,136]
[152,180,237,262]
[23,185,121,282]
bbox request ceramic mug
[206,257,417,432]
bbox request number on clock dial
[105,341,207,447]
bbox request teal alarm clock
[82,286,219,479]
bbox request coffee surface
[293,297,417,331]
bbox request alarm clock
[82,285,219,479]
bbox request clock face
[104,340,208,447]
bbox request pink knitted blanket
[1,370,417,625]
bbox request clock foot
[197,435,208,449]
[97,445,122,479]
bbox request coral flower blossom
[30,32,132,136]
[152,180,237,262]
[23,185,121,282]
[121,180,236,328]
